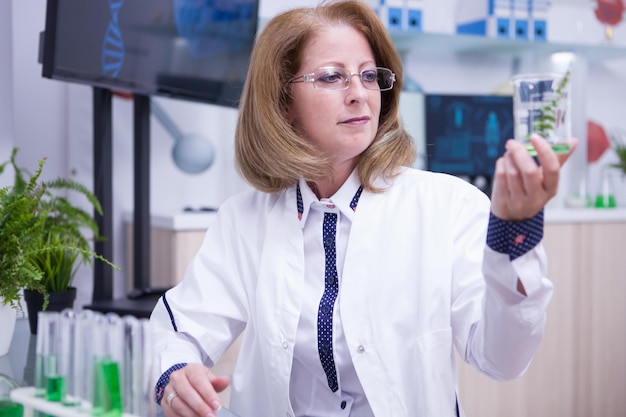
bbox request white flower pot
[0,300,17,356]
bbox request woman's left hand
[490,134,578,221]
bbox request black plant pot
[23,287,77,334]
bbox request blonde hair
[235,0,416,193]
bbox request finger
[531,135,577,195]
[506,138,543,195]
[531,134,559,170]
[168,381,213,417]
[185,367,225,412]
[502,143,527,197]
[209,375,230,394]
[170,367,219,417]
[164,387,197,417]
[490,156,510,218]
[530,136,560,195]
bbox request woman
[150,1,577,416]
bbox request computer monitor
[425,94,514,195]
[40,0,259,108]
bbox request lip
[340,116,370,124]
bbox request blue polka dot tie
[318,211,339,392]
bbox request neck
[309,162,356,199]
[307,181,334,200]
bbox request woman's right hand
[162,363,230,417]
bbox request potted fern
[0,147,118,336]
[0,151,48,353]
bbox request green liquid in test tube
[45,375,65,402]
[93,359,122,417]
[92,313,125,417]
[102,360,122,417]
[0,400,24,417]
[35,311,58,399]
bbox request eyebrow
[314,61,378,70]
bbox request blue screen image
[425,94,514,177]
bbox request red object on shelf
[587,119,611,163]
[594,0,625,26]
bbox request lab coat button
[357,345,365,353]
[340,400,347,409]
[282,341,289,349]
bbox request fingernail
[211,400,222,411]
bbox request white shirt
[289,172,374,417]
[150,167,554,417]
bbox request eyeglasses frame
[290,66,396,91]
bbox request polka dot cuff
[155,363,188,405]
[486,210,544,261]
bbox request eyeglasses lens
[313,67,394,91]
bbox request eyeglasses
[290,66,396,91]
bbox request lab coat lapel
[255,187,304,406]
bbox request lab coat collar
[297,169,362,228]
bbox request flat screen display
[41,0,259,108]
[425,94,513,177]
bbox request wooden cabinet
[124,214,213,293]
[457,220,626,417]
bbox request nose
[345,73,369,102]
[347,73,368,89]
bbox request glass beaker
[512,71,572,155]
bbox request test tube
[74,309,102,412]
[92,313,124,417]
[58,308,80,406]
[140,318,157,417]
[122,316,156,417]
[121,315,140,415]
[39,311,63,402]
[34,312,50,398]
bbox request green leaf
[0,147,120,313]
[532,68,571,136]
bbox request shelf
[10,387,138,417]
[545,207,626,223]
[10,387,240,417]
[389,30,626,61]
[257,15,626,61]
[122,210,218,231]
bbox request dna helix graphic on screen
[102,0,125,78]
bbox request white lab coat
[151,167,553,417]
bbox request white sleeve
[149,201,249,375]
[465,243,554,380]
